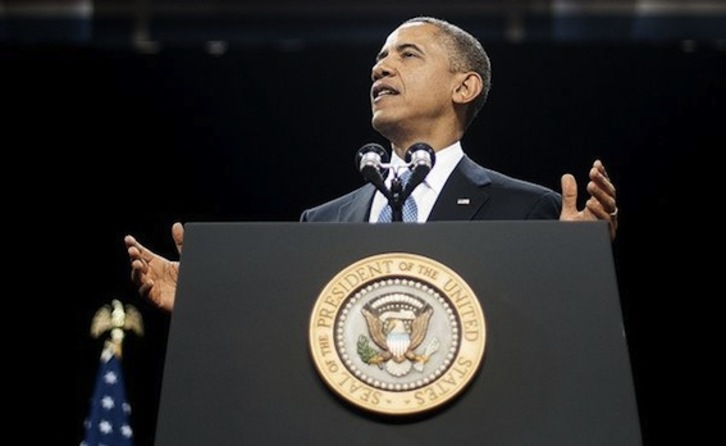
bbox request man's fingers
[130,261,145,288]
[586,196,618,240]
[126,238,156,264]
[586,180,617,215]
[128,246,150,271]
[585,197,609,220]
[593,159,611,181]
[131,257,148,273]
[590,161,616,197]
[139,281,153,298]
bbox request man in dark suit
[301,16,615,228]
[125,16,618,313]
[300,154,563,223]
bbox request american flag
[81,347,135,446]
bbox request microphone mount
[355,142,436,222]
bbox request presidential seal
[309,252,486,416]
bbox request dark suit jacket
[300,155,562,222]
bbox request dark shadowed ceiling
[3,0,726,48]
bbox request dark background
[3,1,723,445]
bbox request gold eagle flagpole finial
[90,299,144,359]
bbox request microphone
[403,142,436,195]
[355,143,390,196]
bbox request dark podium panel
[155,221,641,445]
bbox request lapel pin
[457,198,471,205]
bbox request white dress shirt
[369,142,465,223]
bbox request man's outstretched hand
[560,160,618,241]
[124,222,184,312]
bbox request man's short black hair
[403,16,492,130]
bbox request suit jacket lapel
[429,156,492,221]
[339,184,376,222]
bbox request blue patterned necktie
[377,170,418,222]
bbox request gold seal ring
[309,252,486,416]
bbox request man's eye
[403,52,417,58]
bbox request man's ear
[452,72,483,105]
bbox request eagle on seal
[361,302,434,373]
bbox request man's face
[370,22,459,139]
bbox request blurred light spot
[206,40,228,56]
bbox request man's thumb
[560,173,578,218]
[172,222,185,254]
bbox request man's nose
[371,59,393,82]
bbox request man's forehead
[381,22,438,49]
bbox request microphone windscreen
[405,142,436,170]
[356,143,389,173]
[355,143,390,197]
[403,142,435,195]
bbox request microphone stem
[390,177,404,222]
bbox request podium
[154,221,641,445]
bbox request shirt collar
[388,141,464,194]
